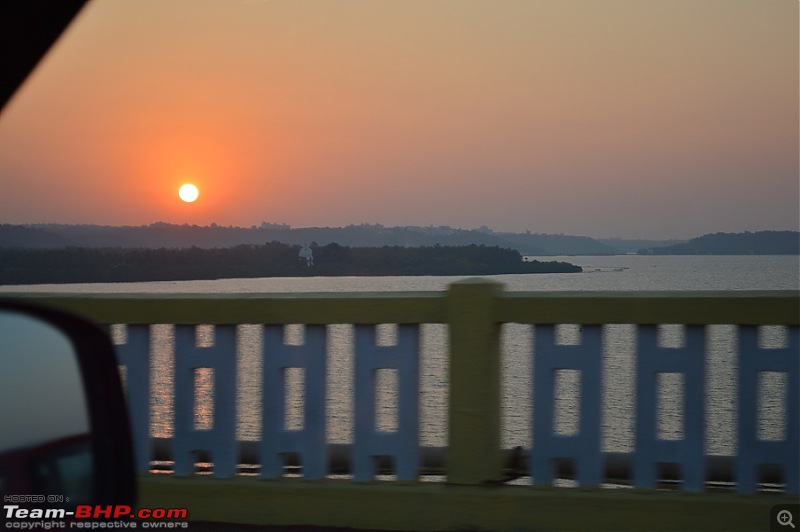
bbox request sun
[178,183,199,203]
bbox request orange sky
[0,0,797,239]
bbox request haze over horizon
[0,0,797,240]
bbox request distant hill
[0,224,67,248]
[494,232,616,255]
[3,223,793,256]
[597,237,684,254]
[639,231,799,255]
[0,223,618,255]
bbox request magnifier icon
[778,510,795,528]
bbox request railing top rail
[504,290,799,298]
[3,292,448,325]
[4,288,798,325]
[499,290,800,325]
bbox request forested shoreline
[0,242,581,285]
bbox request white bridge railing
[23,281,800,494]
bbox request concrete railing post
[446,278,504,484]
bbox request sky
[0,0,797,240]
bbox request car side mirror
[0,299,135,511]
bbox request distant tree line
[639,231,799,255]
[0,242,581,285]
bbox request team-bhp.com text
[4,505,189,529]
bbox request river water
[2,255,798,455]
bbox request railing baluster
[353,324,419,481]
[261,324,327,479]
[173,324,237,477]
[531,324,603,486]
[737,325,799,494]
[114,324,152,473]
[633,325,705,491]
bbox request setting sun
[178,184,199,203]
